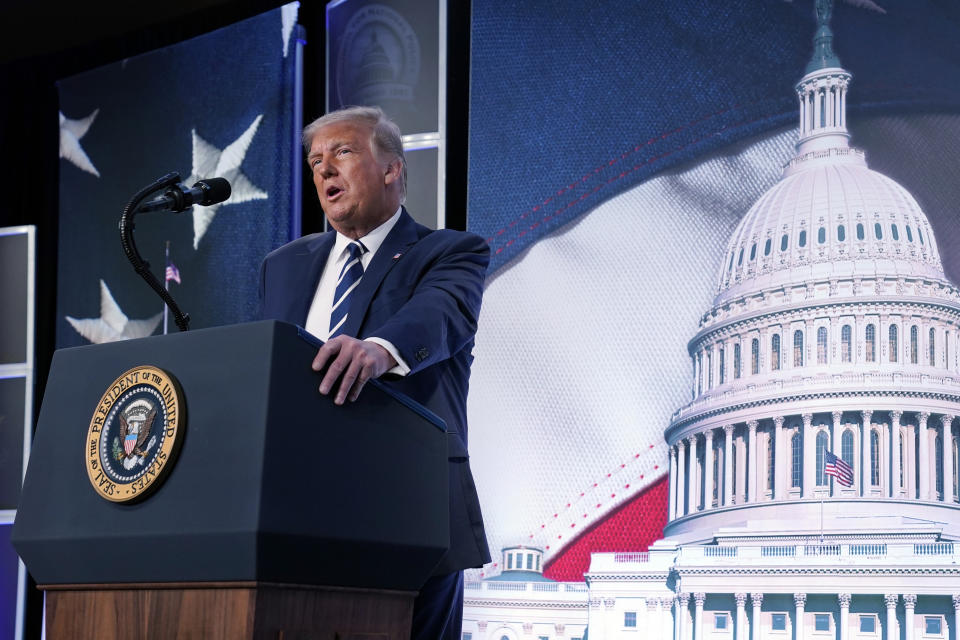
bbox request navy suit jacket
[259,209,492,575]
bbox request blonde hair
[302,106,406,199]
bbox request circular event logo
[336,4,420,107]
[85,366,185,503]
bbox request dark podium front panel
[13,321,449,591]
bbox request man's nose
[318,159,337,178]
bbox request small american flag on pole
[825,450,854,487]
[165,262,181,285]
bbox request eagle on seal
[115,402,156,460]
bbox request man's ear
[384,158,403,187]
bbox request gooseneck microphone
[120,171,228,332]
[137,177,232,213]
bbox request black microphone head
[194,177,232,206]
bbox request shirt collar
[332,206,402,259]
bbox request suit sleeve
[368,231,490,374]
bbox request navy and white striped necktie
[328,241,367,338]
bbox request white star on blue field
[59,109,101,177]
[66,280,162,344]
[188,115,269,249]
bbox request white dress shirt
[304,207,410,375]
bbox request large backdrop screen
[464,0,960,580]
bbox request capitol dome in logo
[663,3,960,543]
[336,5,420,108]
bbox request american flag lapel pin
[392,251,403,260]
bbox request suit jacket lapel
[341,209,421,338]
[286,232,336,326]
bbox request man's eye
[337,148,351,156]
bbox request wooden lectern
[12,321,450,639]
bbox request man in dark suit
[259,106,490,640]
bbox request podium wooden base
[41,582,415,640]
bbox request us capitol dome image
[585,2,960,638]
[463,3,960,639]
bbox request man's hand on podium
[312,336,398,405]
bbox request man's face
[307,120,399,238]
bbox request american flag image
[825,450,854,487]
[165,263,181,285]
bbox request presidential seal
[85,366,185,502]
[336,4,420,107]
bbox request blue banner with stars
[56,4,301,348]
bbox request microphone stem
[119,173,191,332]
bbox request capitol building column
[661,596,674,639]
[890,410,902,498]
[693,593,705,640]
[918,413,931,500]
[802,413,814,498]
[677,440,687,517]
[829,85,838,126]
[750,593,762,640]
[840,77,848,126]
[903,594,917,640]
[952,594,960,640]
[646,597,661,639]
[688,434,700,512]
[906,418,917,498]
[603,598,617,637]
[589,598,603,639]
[884,594,898,640]
[677,592,690,640]
[737,434,748,504]
[831,410,843,496]
[861,410,873,496]
[747,421,759,503]
[773,416,785,499]
[734,593,747,640]
[941,415,954,502]
[724,425,734,506]
[838,593,851,640]
[798,89,806,134]
[693,350,700,397]
[704,431,715,510]
[794,593,806,640]
[669,445,677,520]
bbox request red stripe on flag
[542,475,668,582]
